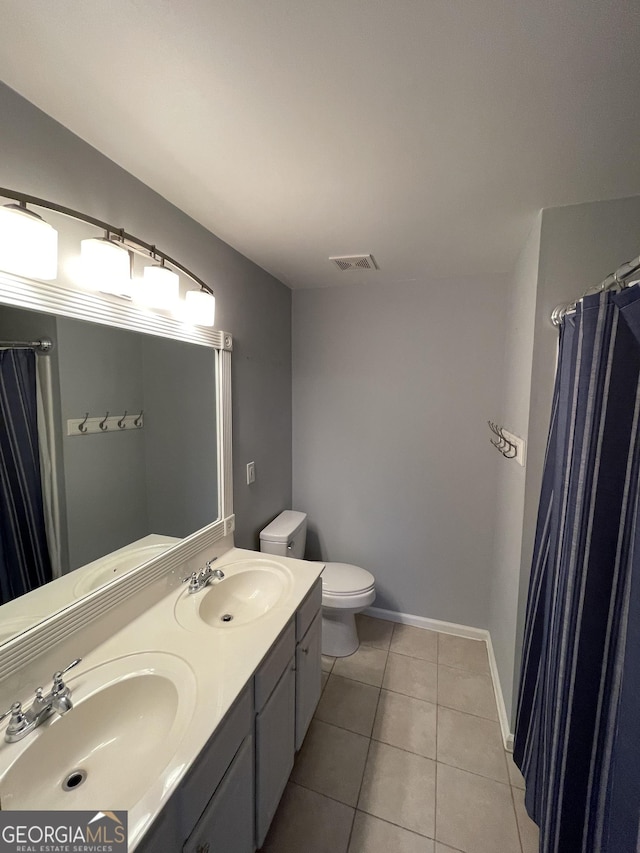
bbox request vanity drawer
[175,683,254,840]
[296,577,322,641]
[254,620,295,711]
[183,734,254,853]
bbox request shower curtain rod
[0,338,53,353]
[551,252,640,326]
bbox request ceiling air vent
[330,254,379,272]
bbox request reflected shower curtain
[514,288,640,852]
[0,348,52,603]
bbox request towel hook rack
[488,421,525,465]
[99,411,109,431]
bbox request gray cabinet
[295,610,322,751]
[135,685,254,853]
[135,579,323,853]
[255,662,296,847]
[183,735,254,853]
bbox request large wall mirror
[0,271,232,649]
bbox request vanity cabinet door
[295,610,322,751]
[255,660,296,848]
[183,734,255,853]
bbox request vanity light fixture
[140,260,180,309]
[184,289,216,327]
[80,235,132,297]
[0,202,58,280]
[0,188,217,326]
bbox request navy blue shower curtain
[0,348,52,603]
[514,288,640,852]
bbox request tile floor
[260,615,539,853]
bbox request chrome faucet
[0,658,82,743]
[182,558,225,594]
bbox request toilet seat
[322,562,376,610]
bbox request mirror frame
[0,271,234,681]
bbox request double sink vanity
[0,244,318,850]
[0,543,324,851]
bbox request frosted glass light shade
[139,264,180,308]
[184,290,216,327]
[80,237,131,296]
[0,204,58,280]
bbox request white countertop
[0,547,324,850]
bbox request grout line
[386,648,439,664]
[509,782,527,853]
[436,695,499,723]
[289,779,357,812]
[353,806,437,842]
[345,645,390,852]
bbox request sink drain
[62,769,87,791]
[221,613,234,623]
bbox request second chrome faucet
[182,558,225,595]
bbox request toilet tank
[259,510,307,559]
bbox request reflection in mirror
[0,303,219,638]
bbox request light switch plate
[246,461,256,484]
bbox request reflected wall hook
[78,413,89,434]
[134,410,143,427]
[117,410,128,429]
[488,420,525,465]
[99,411,109,431]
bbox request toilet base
[322,608,360,657]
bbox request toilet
[259,510,375,657]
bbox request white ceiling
[1,0,639,289]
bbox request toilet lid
[322,562,375,595]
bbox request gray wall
[488,215,541,723]
[142,336,218,537]
[0,82,292,551]
[57,318,148,568]
[292,276,508,628]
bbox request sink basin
[0,652,196,811]
[73,542,177,596]
[175,559,294,629]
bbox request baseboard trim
[364,605,515,751]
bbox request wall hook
[99,411,110,431]
[78,413,89,434]
[134,410,143,427]
[118,410,128,429]
[488,420,525,465]
[499,427,517,458]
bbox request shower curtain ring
[78,413,89,434]
[118,410,128,429]
[99,411,109,431]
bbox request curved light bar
[0,188,216,326]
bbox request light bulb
[138,264,180,309]
[184,290,216,327]
[80,237,131,296]
[0,204,58,280]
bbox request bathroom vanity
[137,563,322,852]
[0,548,324,852]
[0,231,321,851]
